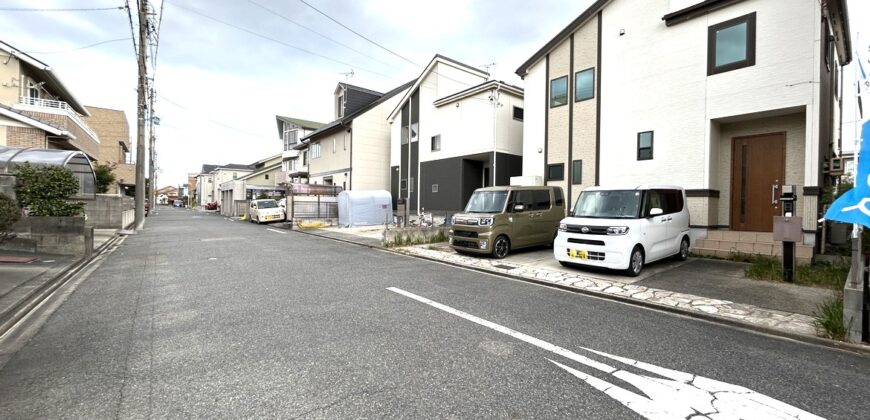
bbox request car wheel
[492,235,510,259]
[677,236,690,261]
[626,246,644,277]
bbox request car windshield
[573,190,642,219]
[464,191,508,213]
[257,200,278,209]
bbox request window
[547,163,564,181]
[550,76,568,107]
[311,143,321,159]
[333,138,336,154]
[707,13,756,75]
[302,151,308,166]
[533,189,551,210]
[401,179,407,190]
[431,135,441,151]
[233,172,238,179]
[337,95,344,117]
[572,160,582,184]
[657,189,684,214]
[637,131,653,160]
[265,174,269,180]
[554,188,564,206]
[513,106,524,121]
[432,184,439,193]
[409,177,414,193]
[574,68,594,102]
[283,128,298,150]
[510,190,535,211]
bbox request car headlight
[479,217,494,226]
[558,223,567,232]
[606,226,629,235]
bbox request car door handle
[667,216,673,221]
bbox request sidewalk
[300,225,867,353]
[0,228,120,336]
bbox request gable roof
[275,116,324,138]
[0,103,71,138]
[515,0,609,78]
[301,80,414,142]
[200,164,219,174]
[387,54,489,122]
[0,40,89,116]
[433,80,523,107]
[337,83,384,117]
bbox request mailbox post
[774,185,800,282]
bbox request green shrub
[0,193,20,241]
[93,163,116,194]
[14,163,85,216]
[813,295,850,341]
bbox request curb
[295,228,870,356]
[0,234,123,339]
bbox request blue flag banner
[825,120,870,226]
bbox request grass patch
[813,295,851,341]
[742,255,849,289]
[383,229,448,248]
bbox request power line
[296,0,417,68]
[246,0,393,68]
[0,6,125,12]
[155,92,277,141]
[165,0,391,78]
[124,0,140,60]
[23,37,131,54]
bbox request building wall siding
[6,126,48,149]
[571,14,599,202]
[546,39,572,200]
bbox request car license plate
[569,249,588,260]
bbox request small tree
[14,163,85,216]
[93,163,116,194]
[0,193,20,242]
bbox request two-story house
[83,106,135,195]
[219,154,283,216]
[275,116,323,184]
[388,55,524,214]
[195,164,218,207]
[516,0,851,260]
[297,81,412,191]
[0,40,101,160]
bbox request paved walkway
[300,225,863,350]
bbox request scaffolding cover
[338,190,392,227]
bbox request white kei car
[249,199,285,224]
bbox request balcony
[13,96,101,156]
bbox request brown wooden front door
[730,133,785,232]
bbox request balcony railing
[16,96,100,143]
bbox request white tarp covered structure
[338,190,392,227]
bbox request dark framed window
[571,160,582,184]
[513,106,524,121]
[547,163,564,180]
[431,135,441,151]
[574,68,594,102]
[550,76,568,107]
[533,189,551,210]
[637,131,653,160]
[707,12,756,75]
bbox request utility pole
[134,0,149,230]
[148,83,156,213]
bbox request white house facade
[275,116,322,184]
[388,55,524,214]
[516,0,851,260]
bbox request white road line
[386,287,824,420]
[266,228,287,235]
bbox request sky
[0,0,868,189]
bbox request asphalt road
[0,207,868,419]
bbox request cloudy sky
[1,0,868,188]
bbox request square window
[432,184,439,193]
[572,160,582,184]
[400,179,407,190]
[708,13,756,75]
[513,106,524,121]
[574,68,594,102]
[547,163,564,181]
[550,76,568,107]
[431,135,441,151]
[637,131,654,160]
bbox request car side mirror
[649,208,663,217]
[513,204,525,213]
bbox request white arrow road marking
[266,228,287,235]
[387,287,823,420]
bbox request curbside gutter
[0,234,124,339]
[294,228,870,356]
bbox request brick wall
[6,126,48,149]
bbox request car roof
[581,185,684,191]
[474,185,558,192]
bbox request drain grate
[492,264,516,270]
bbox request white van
[554,186,690,276]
